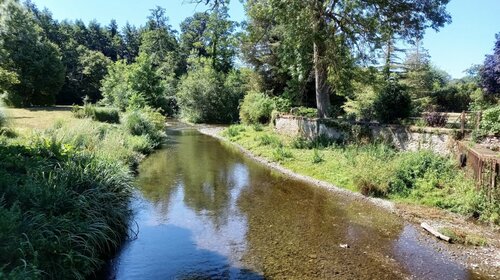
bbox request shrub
[311,149,324,164]
[223,125,246,139]
[257,134,282,147]
[373,80,412,123]
[272,146,293,162]
[239,91,275,124]
[177,58,243,123]
[123,107,166,146]
[72,104,120,124]
[252,123,263,131]
[93,107,120,123]
[388,151,450,196]
[290,107,318,118]
[291,137,312,149]
[423,111,448,127]
[480,105,500,135]
[290,134,335,149]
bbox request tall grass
[0,106,166,278]
[0,138,132,279]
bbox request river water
[105,123,487,279]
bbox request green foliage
[123,106,166,146]
[100,54,175,114]
[343,82,378,121]
[180,7,237,73]
[256,133,282,147]
[311,149,324,164]
[223,124,246,139]
[480,105,500,135]
[0,136,133,279]
[290,134,336,149]
[272,146,293,162]
[177,57,243,123]
[252,123,263,131]
[100,60,131,111]
[72,104,120,124]
[0,67,20,95]
[93,107,120,123]
[239,91,275,124]
[388,151,450,196]
[290,107,318,118]
[0,1,65,106]
[373,80,412,123]
[0,106,6,127]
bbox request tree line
[0,0,498,123]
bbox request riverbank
[198,125,500,278]
[0,106,166,279]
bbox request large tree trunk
[313,38,331,118]
[313,1,331,118]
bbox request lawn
[3,106,82,133]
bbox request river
[104,122,486,279]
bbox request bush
[272,146,293,162]
[311,149,324,164]
[373,80,412,123]
[480,105,500,135]
[290,107,318,118]
[423,111,448,127]
[257,134,282,147]
[177,58,243,123]
[93,107,120,123]
[73,104,120,124]
[239,91,275,124]
[123,107,166,146]
[223,125,246,139]
[388,151,450,196]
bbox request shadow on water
[104,122,490,279]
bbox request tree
[242,0,451,118]
[77,46,112,102]
[180,8,237,73]
[177,56,243,123]
[0,0,65,106]
[480,33,500,96]
[122,23,141,62]
[101,59,131,110]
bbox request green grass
[222,125,499,224]
[0,106,166,279]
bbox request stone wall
[275,115,458,155]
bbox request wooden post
[460,111,466,136]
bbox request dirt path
[198,125,500,278]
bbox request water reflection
[107,123,487,279]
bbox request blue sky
[31,0,499,79]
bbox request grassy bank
[0,106,165,279]
[222,125,499,225]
